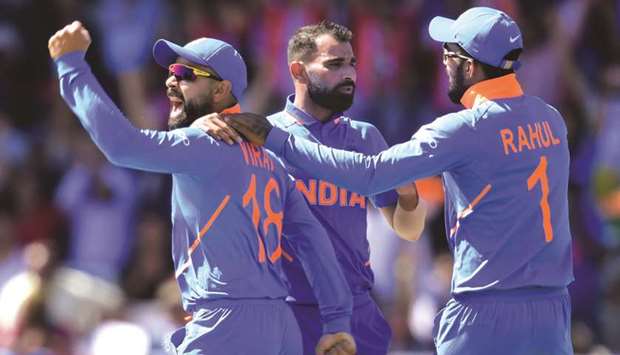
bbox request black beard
[307,79,355,114]
[168,98,216,130]
[447,61,469,104]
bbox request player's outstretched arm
[280,121,471,196]
[225,112,471,196]
[48,21,221,175]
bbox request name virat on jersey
[239,141,276,172]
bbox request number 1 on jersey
[527,156,553,242]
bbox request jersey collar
[284,94,342,126]
[460,73,524,109]
[221,104,241,114]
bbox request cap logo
[509,34,521,43]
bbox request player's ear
[466,59,478,80]
[214,80,233,101]
[290,61,308,84]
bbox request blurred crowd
[0,0,619,354]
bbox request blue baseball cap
[429,7,523,70]
[152,38,247,100]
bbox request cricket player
[194,21,426,355]
[224,7,574,355]
[48,21,357,355]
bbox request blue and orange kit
[54,51,352,334]
[265,74,574,295]
[268,96,398,304]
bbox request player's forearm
[297,241,352,333]
[266,127,439,196]
[392,199,427,241]
[55,52,142,166]
[287,223,353,334]
[380,197,426,241]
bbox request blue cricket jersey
[268,96,398,304]
[265,74,574,295]
[54,52,352,333]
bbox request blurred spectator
[516,1,570,106]
[94,0,167,129]
[45,266,125,341]
[121,211,172,300]
[244,0,326,113]
[407,251,452,349]
[0,209,22,289]
[594,61,620,354]
[9,165,65,248]
[595,62,620,250]
[600,256,620,352]
[0,241,63,353]
[54,134,137,282]
[86,321,150,355]
[0,114,29,183]
[125,277,186,355]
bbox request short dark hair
[287,20,353,63]
[477,48,522,78]
[452,43,522,79]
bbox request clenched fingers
[48,20,91,59]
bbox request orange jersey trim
[188,195,231,255]
[175,195,231,278]
[221,104,241,114]
[450,184,492,238]
[460,74,523,109]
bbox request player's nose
[343,65,356,82]
[166,75,178,89]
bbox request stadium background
[0,0,619,354]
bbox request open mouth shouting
[168,90,185,119]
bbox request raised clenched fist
[48,21,92,60]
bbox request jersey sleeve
[266,113,476,196]
[54,51,225,175]
[355,122,399,207]
[281,175,353,334]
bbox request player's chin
[168,114,188,130]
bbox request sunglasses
[168,63,222,82]
[442,44,473,64]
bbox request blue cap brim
[428,16,456,43]
[152,39,207,68]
